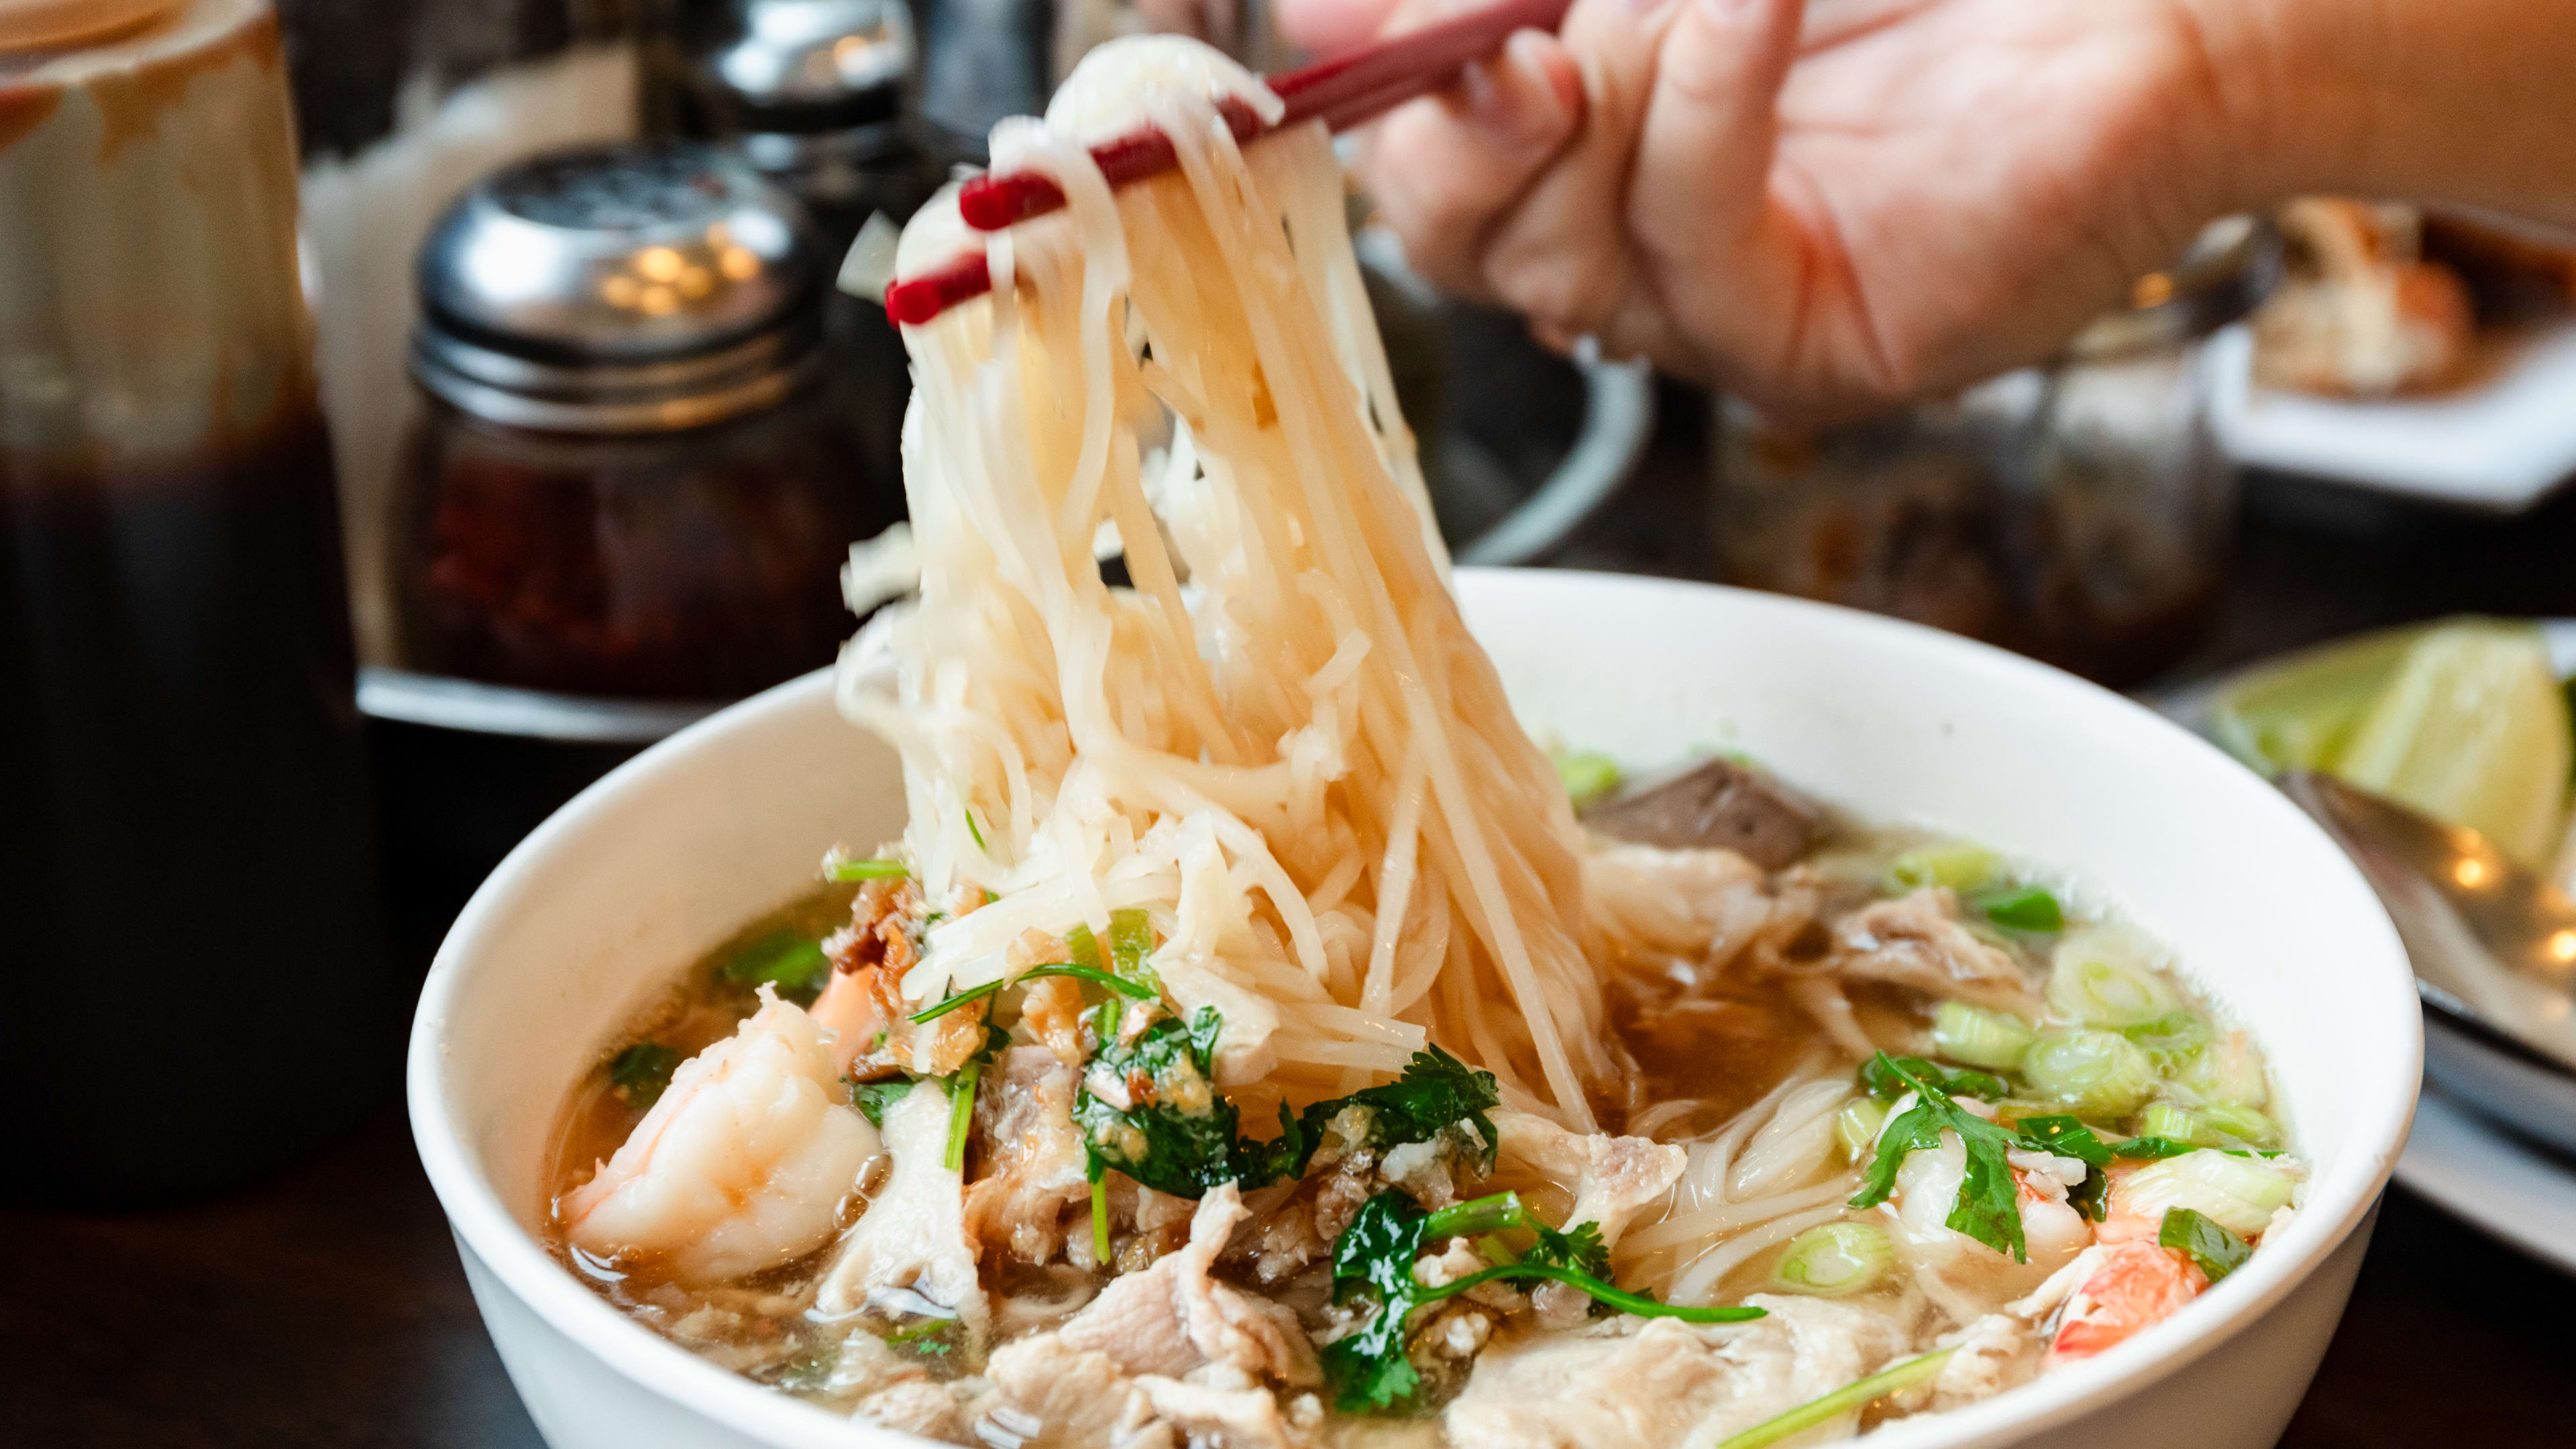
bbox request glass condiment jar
[1711,219,2279,688]
[0,0,393,1203]
[663,0,934,487]
[396,142,902,700]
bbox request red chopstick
[885,0,1576,326]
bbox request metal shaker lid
[413,142,824,433]
[681,0,912,146]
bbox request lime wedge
[2209,623,2429,773]
[2332,621,2571,865]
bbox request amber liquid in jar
[0,409,394,1203]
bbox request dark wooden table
[11,386,2576,1447]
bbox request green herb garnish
[1238,1045,1502,1187]
[1553,749,1623,810]
[1108,907,1159,987]
[964,808,987,853]
[1711,1348,1957,1449]
[945,1062,981,1171]
[2158,1205,2252,1283]
[1859,1054,2008,1104]
[1849,1054,2102,1262]
[1323,1190,1762,1413]
[851,1077,915,1128]
[1075,1006,1242,1198]
[908,963,1155,1024]
[883,1318,957,1358]
[608,1042,683,1109]
[1976,885,2064,933]
[833,857,909,881]
[722,928,833,1004]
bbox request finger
[1358,29,1585,297]
[1626,0,1811,376]
[1274,0,1404,54]
[1469,0,1679,340]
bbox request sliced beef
[1583,759,1821,870]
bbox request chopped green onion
[2047,925,2181,1028]
[2158,1206,2253,1283]
[2117,1149,2298,1236]
[1555,749,1623,810]
[1931,1002,2037,1071]
[963,808,987,853]
[608,1042,683,1108]
[1834,1097,1889,1161]
[2121,1011,2212,1071]
[722,930,833,1003]
[2176,1031,2272,1110]
[2020,1030,2158,1118]
[1708,1349,1955,1449]
[1977,885,2063,933]
[1065,922,1105,971]
[1772,1223,1893,1297]
[1108,908,1158,984]
[833,857,909,881]
[2138,1101,2278,1150]
[1089,1171,1112,1265]
[1886,841,2000,895]
[943,1064,981,1171]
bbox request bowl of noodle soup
[411,571,2414,1449]
[410,34,2414,1449]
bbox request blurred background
[7,0,2576,1442]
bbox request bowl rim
[410,568,2420,1449]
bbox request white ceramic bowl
[411,570,2420,1449]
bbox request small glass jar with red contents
[395,142,902,700]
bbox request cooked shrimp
[2047,1240,2207,1364]
[562,990,879,1283]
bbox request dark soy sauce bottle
[0,0,394,1205]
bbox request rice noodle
[844,36,1610,1124]
[1668,1205,1854,1306]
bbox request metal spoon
[2281,770,2576,1152]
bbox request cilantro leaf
[1240,1046,1503,1187]
[1860,1054,2008,1104]
[608,1042,682,1108]
[2014,1117,2114,1222]
[1322,1191,1761,1415]
[2158,1206,2252,1283]
[2112,1135,2202,1160]
[851,1078,915,1128]
[722,928,832,1004]
[1522,1220,1612,1281]
[1849,1054,2037,1262]
[2012,1115,2113,1166]
[1075,1006,1244,1198]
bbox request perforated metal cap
[413,142,824,432]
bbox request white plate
[2395,1091,2576,1275]
[2210,318,2576,512]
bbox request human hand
[1283,0,2261,420]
